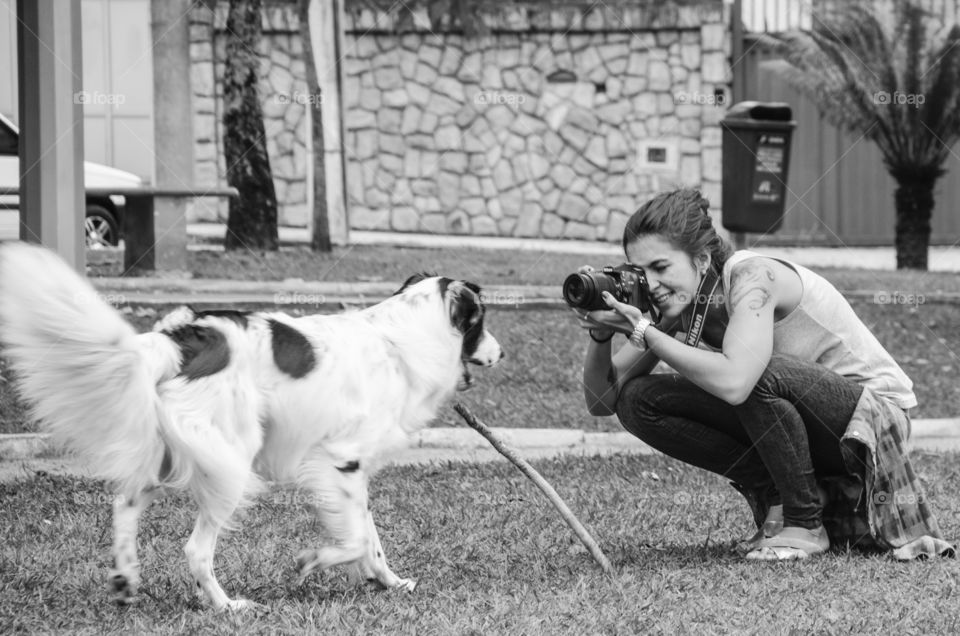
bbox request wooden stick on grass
[453,403,614,575]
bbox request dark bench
[3,185,239,273]
[87,186,238,273]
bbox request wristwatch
[629,318,651,350]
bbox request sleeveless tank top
[722,250,917,410]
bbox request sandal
[745,525,830,561]
[735,504,783,554]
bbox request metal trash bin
[720,101,796,233]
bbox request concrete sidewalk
[2,421,958,483]
[189,224,960,272]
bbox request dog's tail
[0,242,181,495]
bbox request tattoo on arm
[729,261,775,313]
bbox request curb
[87,279,960,311]
[4,420,958,461]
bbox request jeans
[616,354,864,529]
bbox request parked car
[0,112,143,247]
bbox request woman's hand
[573,291,644,338]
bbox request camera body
[562,264,656,314]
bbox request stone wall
[342,1,730,241]
[189,3,310,227]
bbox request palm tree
[774,1,960,270]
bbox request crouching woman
[576,188,953,560]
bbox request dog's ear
[448,281,484,334]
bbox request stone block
[439,152,468,173]
[401,106,421,135]
[391,206,420,232]
[557,192,590,221]
[461,198,486,217]
[435,125,462,151]
[648,60,672,92]
[541,213,565,238]
[472,215,498,236]
[434,77,465,102]
[492,159,514,191]
[461,175,482,197]
[701,52,729,84]
[421,213,446,233]
[350,206,390,230]
[380,133,404,156]
[584,137,608,169]
[374,68,403,90]
[403,150,421,178]
[383,89,409,108]
[438,171,460,209]
[354,130,378,160]
[701,23,726,52]
[447,210,470,234]
[377,108,402,134]
[414,63,439,86]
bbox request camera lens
[562,274,593,307]
[563,273,617,310]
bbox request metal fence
[740,0,960,33]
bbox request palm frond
[776,0,960,174]
[920,24,960,165]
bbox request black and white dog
[0,242,502,610]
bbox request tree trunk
[223,0,278,251]
[298,0,331,252]
[892,170,939,270]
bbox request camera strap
[684,269,721,348]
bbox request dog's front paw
[295,548,320,584]
[107,570,139,605]
[393,578,417,592]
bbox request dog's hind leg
[108,486,162,604]
[348,509,416,592]
[184,512,254,611]
[183,472,260,611]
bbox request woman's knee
[615,374,679,440]
[749,354,800,398]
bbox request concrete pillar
[308,0,349,244]
[16,0,85,270]
[151,0,195,271]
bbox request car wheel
[85,204,119,248]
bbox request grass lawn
[1,452,958,634]
[6,244,960,434]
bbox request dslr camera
[562,264,656,314]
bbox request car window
[0,122,15,156]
